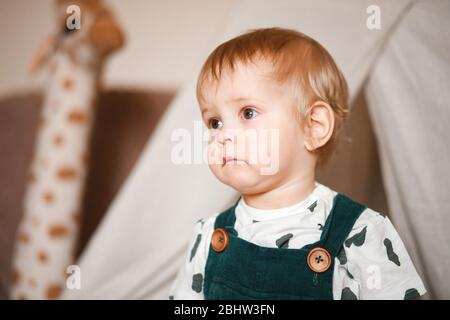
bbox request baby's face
[200,59,312,195]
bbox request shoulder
[347,206,387,241]
[343,205,401,255]
[341,206,427,299]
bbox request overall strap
[319,193,367,257]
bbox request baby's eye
[209,118,223,130]
[242,107,258,120]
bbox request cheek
[252,117,303,163]
[279,119,305,149]
[264,121,306,174]
[243,117,278,162]
[280,128,302,153]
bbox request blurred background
[0,0,449,300]
[0,0,231,300]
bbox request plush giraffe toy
[10,0,124,300]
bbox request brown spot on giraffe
[46,284,63,299]
[18,232,30,244]
[67,110,88,124]
[28,171,37,183]
[43,191,54,204]
[49,224,70,238]
[10,269,21,286]
[37,250,49,263]
[53,133,64,146]
[57,167,78,181]
[62,77,74,90]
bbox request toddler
[169,27,426,300]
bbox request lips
[223,156,245,165]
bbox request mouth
[223,156,246,166]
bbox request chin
[210,163,269,194]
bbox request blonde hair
[196,27,349,164]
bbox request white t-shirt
[169,182,426,299]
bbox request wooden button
[307,247,331,273]
[211,228,229,253]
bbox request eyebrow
[200,96,260,115]
[226,96,256,103]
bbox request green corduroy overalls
[204,193,366,300]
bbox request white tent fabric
[62,0,449,299]
[365,0,450,299]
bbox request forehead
[200,59,287,107]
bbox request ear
[303,101,335,152]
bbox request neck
[243,173,316,210]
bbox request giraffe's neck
[10,50,102,300]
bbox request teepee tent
[62,0,450,299]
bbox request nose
[217,129,234,145]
